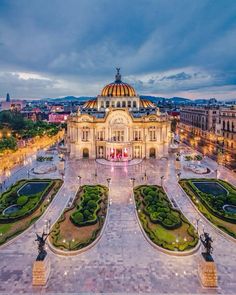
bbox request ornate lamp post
[94,168,98,183]
[144,169,147,182]
[160,175,164,187]
[130,177,136,188]
[77,175,82,186]
[106,177,111,188]
[177,172,181,180]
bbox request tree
[171,118,177,132]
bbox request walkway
[0,156,236,293]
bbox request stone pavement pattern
[0,149,236,293]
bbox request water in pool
[3,204,21,215]
[223,205,236,214]
[18,181,50,196]
[192,181,228,196]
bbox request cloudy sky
[0,0,236,99]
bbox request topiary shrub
[17,195,28,206]
[72,211,84,223]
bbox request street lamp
[160,175,164,187]
[144,169,147,182]
[94,168,98,183]
[77,175,82,186]
[130,177,136,188]
[106,177,111,188]
[177,172,181,180]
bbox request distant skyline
[0,0,236,100]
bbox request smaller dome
[83,99,97,109]
[140,99,155,108]
[101,68,136,97]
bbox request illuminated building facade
[67,69,171,160]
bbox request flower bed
[50,184,108,251]
[179,178,236,239]
[134,185,198,252]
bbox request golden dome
[140,99,155,108]
[83,99,97,109]
[101,68,136,97]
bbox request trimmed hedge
[70,185,103,227]
[134,185,199,251]
[179,178,236,239]
[0,179,63,246]
[141,186,182,230]
[180,178,236,223]
[50,184,108,251]
[0,179,53,222]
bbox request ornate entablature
[67,68,171,160]
[107,110,132,126]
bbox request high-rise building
[6,93,10,102]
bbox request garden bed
[0,178,63,245]
[49,184,108,251]
[134,185,199,252]
[179,178,236,239]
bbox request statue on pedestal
[35,232,49,261]
[200,231,213,261]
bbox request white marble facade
[67,70,171,160]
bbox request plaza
[0,143,236,293]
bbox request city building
[48,113,69,123]
[6,93,10,102]
[179,105,236,170]
[180,106,219,131]
[67,69,171,160]
[216,106,236,151]
[0,94,26,111]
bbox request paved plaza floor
[0,146,236,294]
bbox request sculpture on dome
[115,67,121,82]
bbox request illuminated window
[82,127,89,141]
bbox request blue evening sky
[0,0,236,99]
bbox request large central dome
[101,68,136,97]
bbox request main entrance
[108,146,129,161]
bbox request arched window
[128,101,131,107]
[117,101,121,107]
[82,148,89,158]
[133,101,137,108]
[106,101,110,108]
[149,148,156,158]
[122,101,126,107]
[223,121,225,130]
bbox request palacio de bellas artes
[0,1,236,294]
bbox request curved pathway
[0,157,236,293]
